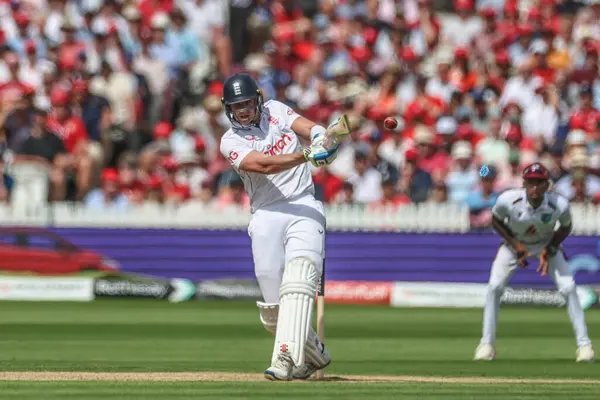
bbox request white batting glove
[304,143,339,167]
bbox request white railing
[0,202,599,234]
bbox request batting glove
[304,144,339,167]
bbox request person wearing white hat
[554,149,600,201]
[445,140,479,203]
[436,115,457,154]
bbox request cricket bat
[316,261,326,380]
[322,114,352,150]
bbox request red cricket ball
[384,117,398,130]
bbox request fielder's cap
[522,162,550,180]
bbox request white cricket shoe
[264,354,294,381]
[292,344,331,380]
[576,344,595,362]
[474,343,496,361]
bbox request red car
[0,227,120,275]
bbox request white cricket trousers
[248,194,326,303]
[481,244,591,347]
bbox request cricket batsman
[475,162,594,362]
[219,74,345,380]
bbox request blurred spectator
[332,181,355,206]
[546,142,568,182]
[46,89,92,200]
[216,171,250,210]
[496,149,523,190]
[467,164,500,228]
[0,0,599,212]
[133,27,169,128]
[414,125,449,177]
[116,152,145,205]
[369,178,410,210]
[313,166,344,204]
[15,104,69,201]
[377,116,407,169]
[443,0,482,47]
[160,156,191,205]
[346,145,383,204]
[368,130,398,183]
[85,168,129,211]
[398,147,433,203]
[522,84,559,145]
[475,117,509,166]
[554,150,600,201]
[427,182,448,203]
[446,140,478,203]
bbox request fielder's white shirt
[220,100,314,212]
[492,188,571,256]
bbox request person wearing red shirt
[414,126,451,178]
[312,167,344,204]
[45,89,92,200]
[142,175,162,203]
[57,22,86,73]
[160,156,191,204]
[528,39,555,85]
[369,179,411,211]
[0,52,30,103]
[404,76,446,129]
[138,0,173,28]
[455,123,485,149]
[570,84,600,136]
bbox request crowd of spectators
[0,0,599,227]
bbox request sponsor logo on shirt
[525,225,537,235]
[263,134,292,156]
[268,116,279,126]
[227,151,239,164]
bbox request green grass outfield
[0,300,598,399]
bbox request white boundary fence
[1,202,599,234]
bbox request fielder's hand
[304,144,339,167]
[514,241,529,268]
[537,248,551,277]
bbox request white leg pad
[257,302,279,336]
[273,257,318,367]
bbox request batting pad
[273,257,318,366]
[256,302,279,336]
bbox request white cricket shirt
[491,188,572,256]
[220,100,314,212]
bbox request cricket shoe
[474,343,496,361]
[292,344,331,380]
[264,354,294,381]
[576,344,595,362]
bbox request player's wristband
[546,246,559,257]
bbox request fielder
[475,163,595,362]
[219,73,345,380]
